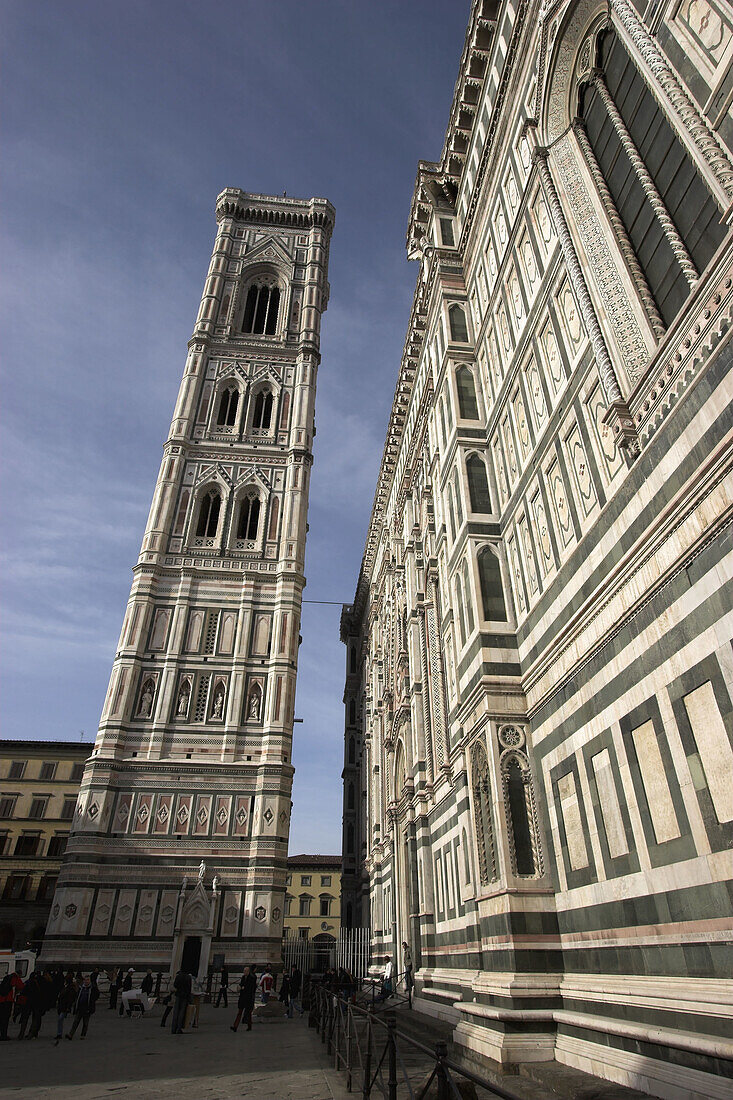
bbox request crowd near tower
[341,2,733,1099]
[43,188,334,977]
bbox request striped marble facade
[341,2,733,1098]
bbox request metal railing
[309,983,529,1100]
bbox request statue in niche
[248,688,261,721]
[198,860,206,880]
[180,876,188,895]
[138,681,154,718]
[212,875,219,893]
[212,686,225,719]
[177,681,191,717]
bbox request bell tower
[44,188,335,974]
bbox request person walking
[170,967,192,1034]
[141,970,154,997]
[119,969,134,1016]
[230,966,256,1032]
[258,965,274,1004]
[108,968,120,1010]
[215,965,229,1007]
[288,965,302,1017]
[17,972,42,1039]
[66,976,98,1040]
[0,974,14,1040]
[54,975,77,1046]
[278,969,291,1013]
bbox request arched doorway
[312,933,335,973]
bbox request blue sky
[1,0,469,852]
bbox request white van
[0,949,37,980]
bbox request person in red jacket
[0,974,14,1040]
[257,965,274,1004]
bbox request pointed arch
[448,303,469,342]
[470,739,497,885]
[456,366,479,419]
[466,453,492,513]
[195,486,222,540]
[477,545,508,622]
[215,383,240,429]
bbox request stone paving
[0,1003,351,1100]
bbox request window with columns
[242,280,281,335]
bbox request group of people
[0,966,100,1043]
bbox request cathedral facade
[43,188,334,976]
[341,2,732,1098]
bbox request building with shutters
[341,2,733,1098]
[42,188,334,978]
[0,741,88,951]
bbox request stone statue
[180,876,188,895]
[177,684,189,716]
[212,875,219,893]
[139,683,154,718]
[198,860,206,880]
[248,689,260,720]
[212,687,224,719]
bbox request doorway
[181,935,201,975]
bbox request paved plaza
[0,1004,351,1100]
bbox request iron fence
[309,983,530,1100]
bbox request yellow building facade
[0,741,88,950]
[283,854,341,943]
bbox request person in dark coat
[230,966,256,1032]
[108,968,120,1010]
[119,969,134,1016]
[288,965,302,1017]
[215,966,229,1007]
[66,976,98,1039]
[278,970,291,1011]
[17,972,42,1039]
[141,971,154,997]
[55,975,77,1045]
[171,968,192,1034]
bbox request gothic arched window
[478,545,508,622]
[462,560,475,634]
[470,740,496,885]
[237,495,260,541]
[466,454,491,513]
[196,488,221,538]
[242,281,281,335]
[454,576,466,645]
[216,386,239,427]
[448,303,469,342]
[580,29,725,328]
[453,469,463,525]
[456,366,479,419]
[349,699,356,725]
[252,389,274,431]
[503,753,536,876]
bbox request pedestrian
[17,972,42,1039]
[11,970,25,1023]
[402,941,414,995]
[288,965,302,1017]
[28,970,55,1037]
[215,965,229,1007]
[119,968,134,1016]
[0,974,14,1040]
[278,969,291,1012]
[378,956,394,1001]
[66,975,98,1040]
[141,970,154,997]
[159,991,173,1029]
[170,967,192,1034]
[258,965,274,1004]
[230,966,256,1032]
[108,967,120,1010]
[54,974,77,1046]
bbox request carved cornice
[215,188,335,237]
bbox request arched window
[456,366,479,419]
[447,485,456,541]
[580,29,725,328]
[348,737,355,764]
[216,386,239,427]
[347,783,355,810]
[242,282,281,335]
[252,389,274,431]
[470,740,497,885]
[237,495,260,541]
[466,454,492,513]
[348,699,356,725]
[196,488,221,538]
[462,560,475,634]
[349,646,356,674]
[438,395,448,447]
[346,823,355,854]
[477,546,508,621]
[448,303,469,342]
[503,753,536,876]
